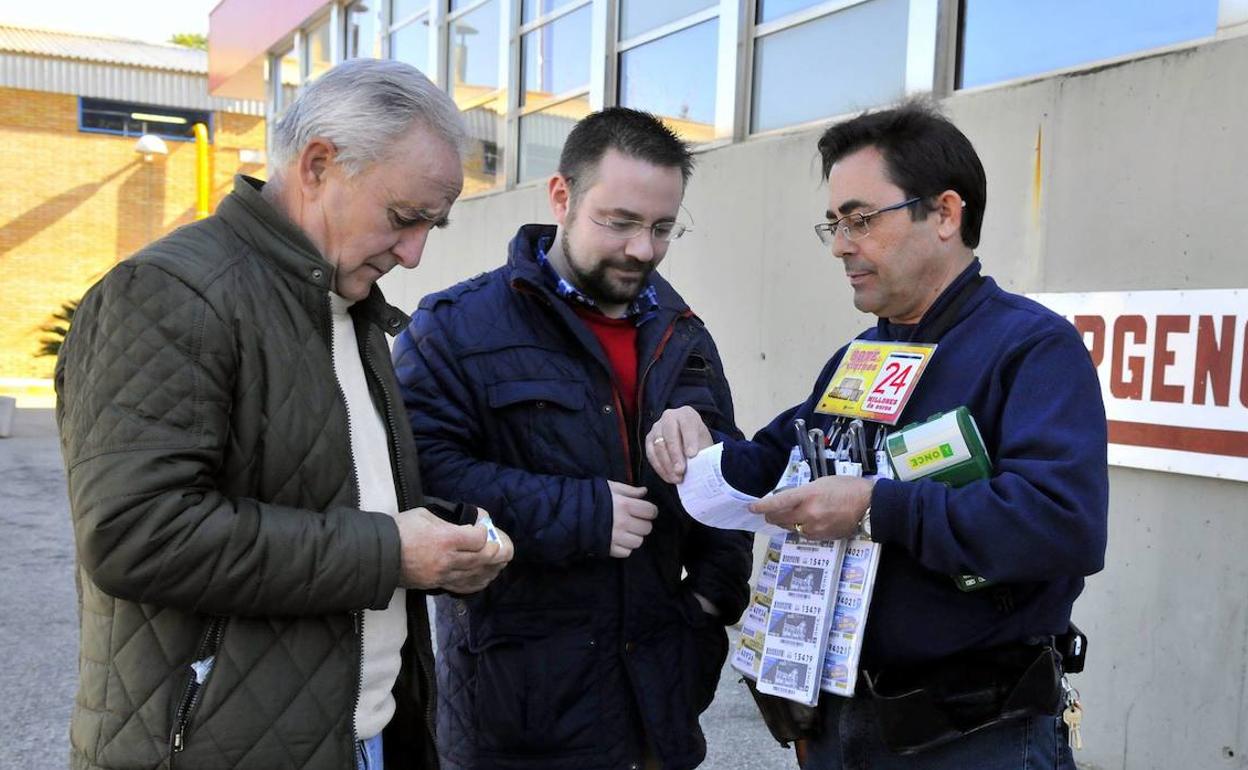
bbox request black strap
[908,275,986,345]
[848,274,986,464]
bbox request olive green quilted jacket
[56,176,439,769]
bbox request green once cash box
[884,407,993,591]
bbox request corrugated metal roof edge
[0,24,206,74]
[1,49,205,75]
[0,54,265,115]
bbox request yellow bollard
[194,123,211,220]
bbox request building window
[521,4,591,110]
[448,0,508,193]
[305,15,336,81]
[347,1,384,58]
[616,0,718,142]
[267,43,300,118]
[618,18,718,143]
[79,98,212,142]
[390,0,433,72]
[756,0,821,24]
[958,0,1220,90]
[516,1,592,182]
[518,97,591,182]
[750,0,907,134]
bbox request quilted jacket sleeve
[56,263,402,617]
[393,311,613,566]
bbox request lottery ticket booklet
[756,534,846,705]
[724,447,885,704]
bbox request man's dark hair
[817,101,987,249]
[558,107,694,198]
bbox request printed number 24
[873,362,912,396]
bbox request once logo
[907,443,954,470]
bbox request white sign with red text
[1028,289,1248,483]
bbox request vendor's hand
[749,476,875,541]
[396,507,511,593]
[608,481,657,558]
[644,406,713,484]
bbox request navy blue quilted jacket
[392,224,753,770]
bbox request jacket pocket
[487,379,585,411]
[169,616,227,757]
[485,379,592,476]
[668,353,723,422]
[679,591,728,716]
[468,608,600,755]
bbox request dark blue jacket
[392,225,753,770]
[722,261,1109,669]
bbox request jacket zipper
[611,386,634,483]
[360,323,436,735]
[361,322,413,514]
[325,293,367,761]
[170,616,226,754]
[632,315,685,480]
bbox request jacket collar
[217,175,409,334]
[877,257,989,341]
[505,223,693,320]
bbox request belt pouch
[862,644,1062,755]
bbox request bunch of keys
[1061,676,1084,750]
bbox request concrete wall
[382,33,1248,769]
[0,87,266,384]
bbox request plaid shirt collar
[535,235,660,326]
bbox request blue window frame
[78,98,213,142]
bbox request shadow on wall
[0,162,140,258]
[163,160,266,229]
[117,160,168,259]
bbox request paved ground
[1,409,79,770]
[0,408,793,769]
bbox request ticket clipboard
[814,341,937,425]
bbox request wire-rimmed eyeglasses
[813,197,922,245]
[587,214,692,243]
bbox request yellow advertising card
[814,341,937,425]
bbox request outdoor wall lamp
[134,134,169,162]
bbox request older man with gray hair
[55,58,511,770]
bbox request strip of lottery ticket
[819,536,882,697]
[731,532,786,679]
[755,534,845,706]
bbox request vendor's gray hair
[269,58,465,178]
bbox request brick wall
[0,86,266,380]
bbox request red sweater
[573,306,638,420]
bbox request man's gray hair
[269,58,465,178]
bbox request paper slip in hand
[677,443,787,535]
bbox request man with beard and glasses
[392,108,753,770]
